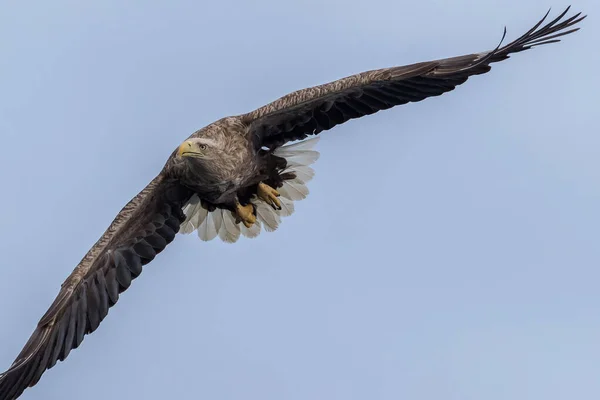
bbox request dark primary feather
[0,176,191,400]
[242,6,585,150]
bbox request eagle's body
[0,8,585,400]
[172,117,259,205]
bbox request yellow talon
[257,182,281,210]
[235,202,256,228]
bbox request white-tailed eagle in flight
[0,7,585,400]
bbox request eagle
[0,7,585,400]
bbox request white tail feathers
[218,209,241,243]
[290,165,315,182]
[240,219,261,238]
[278,196,295,217]
[279,178,309,201]
[180,196,203,234]
[179,137,320,243]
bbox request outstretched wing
[0,174,191,400]
[241,7,585,150]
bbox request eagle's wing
[241,7,585,150]
[0,174,191,400]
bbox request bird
[0,6,585,400]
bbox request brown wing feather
[0,174,191,400]
[241,7,585,149]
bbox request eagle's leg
[234,198,256,228]
[257,182,281,210]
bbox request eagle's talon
[235,202,256,228]
[258,182,281,210]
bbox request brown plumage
[0,7,585,399]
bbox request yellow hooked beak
[177,140,204,158]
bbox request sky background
[0,1,599,399]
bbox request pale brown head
[176,137,221,160]
[171,137,233,189]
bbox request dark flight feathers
[0,178,191,400]
[243,6,585,150]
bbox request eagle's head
[171,137,229,186]
[176,137,219,160]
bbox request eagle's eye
[199,144,207,150]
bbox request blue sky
[0,1,598,399]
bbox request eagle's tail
[180,137,320,243]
